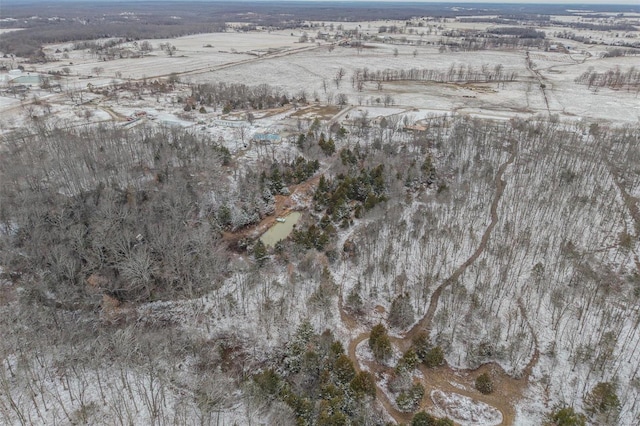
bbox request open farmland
[1,2,640,426]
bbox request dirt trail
[98,105,127,121]
[518,299,540,378]
[347,332,414,424]
[607,162,640,237]
[603,156,640,279]
[404,141,518,346]
[341,140,541,425]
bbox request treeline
[72,38,127,52]
[603,48,640,58]
[353,64,518,84]
[459,14,551,24]
[191,82,305,112]
[554,31,640,48]
[486,27,546,39]
[575,66,640,90]
[440,35,548,51]
[555,21,638,32]
[553,30,598,45]
[0,22,226,60]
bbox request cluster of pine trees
[314,164,387,227]
[251,322,378,425]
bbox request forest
[2,109,640,424]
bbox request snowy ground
[431,390,503,426]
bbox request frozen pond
[260,212,301,247]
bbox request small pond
[260,212,301,247]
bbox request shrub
[544,405,586,426]
[397,383,425,412]
[423,346,445,368]
[411,412,454,426]
[397,349,419,373]
[475,372,494,394]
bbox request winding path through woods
[404,141,518,345]
[341,140,541,425]
[603,155,640,278]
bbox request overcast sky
[27,0,640,4]
[16,0,640,6]
[183,0,639,6]
[212,0,639,3]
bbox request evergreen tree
[254,239,267,265]
[388,293,415,329]
[397,349,419,373]
[346,282,364,314]
[350,371,376,399]
[253,369,283,399]
[422,346,445,368]
[270,165,284,194]
[420,154,436,185]
[297,133,306,149]
[333,354,356,384]
[584,382,620,421]
[369,323,392,362]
